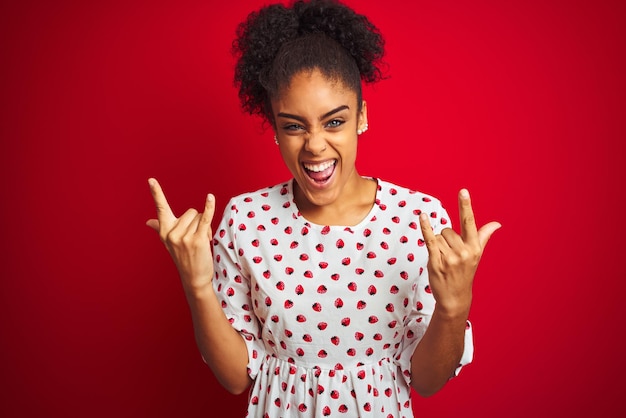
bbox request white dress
[212,178,473,418]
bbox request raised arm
[147,178,252,394]
[410,189,500,397]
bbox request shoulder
[225,181,291,213]
[376,178,444,207]
[375,178,451,229]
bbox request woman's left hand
[419,189,501,317]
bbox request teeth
[303,160,336,172]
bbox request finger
[185,212,204,237]
[435,234,452,256]
[196,194,216,236]
[441,227,463,250]
[148,178,176,227]
[419,212,443,265]
[458,189,479,245]
[419,212,436,243]
[165,208,199,242]
[146,218,160,231]
[477,221,502,249]
[176,208,201,232]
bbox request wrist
[178,267,213,290]
[182,278,215,301]
[432,298,472,322]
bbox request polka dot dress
[212,179,473,418]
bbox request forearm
[184,284,252,395]
[410,305,469,397]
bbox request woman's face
[271,69,368,209]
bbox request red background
[1,0,625,416]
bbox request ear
[358,100,368,131]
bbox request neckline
[286,178,381,231]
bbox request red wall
[1,0,625,416]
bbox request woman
[147,1,500,416]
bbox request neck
[293,173,377,226]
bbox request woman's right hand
[146,178,251,394]
[146,178,216,293]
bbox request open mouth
[302,159,337,184]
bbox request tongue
[307,164,334,181]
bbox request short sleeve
[395,203,474,387]
[211,198,266,379]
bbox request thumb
[146,218,160,232]
[477,221,502,249]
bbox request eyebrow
[277,105,350,123]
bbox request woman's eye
[284,124,303,131]
[326,119,344,128]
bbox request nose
[304,130,327,155]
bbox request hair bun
[233,0,385,122]
[293,0,385,82]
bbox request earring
[357,123,369,135]
[274,135,279,145]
